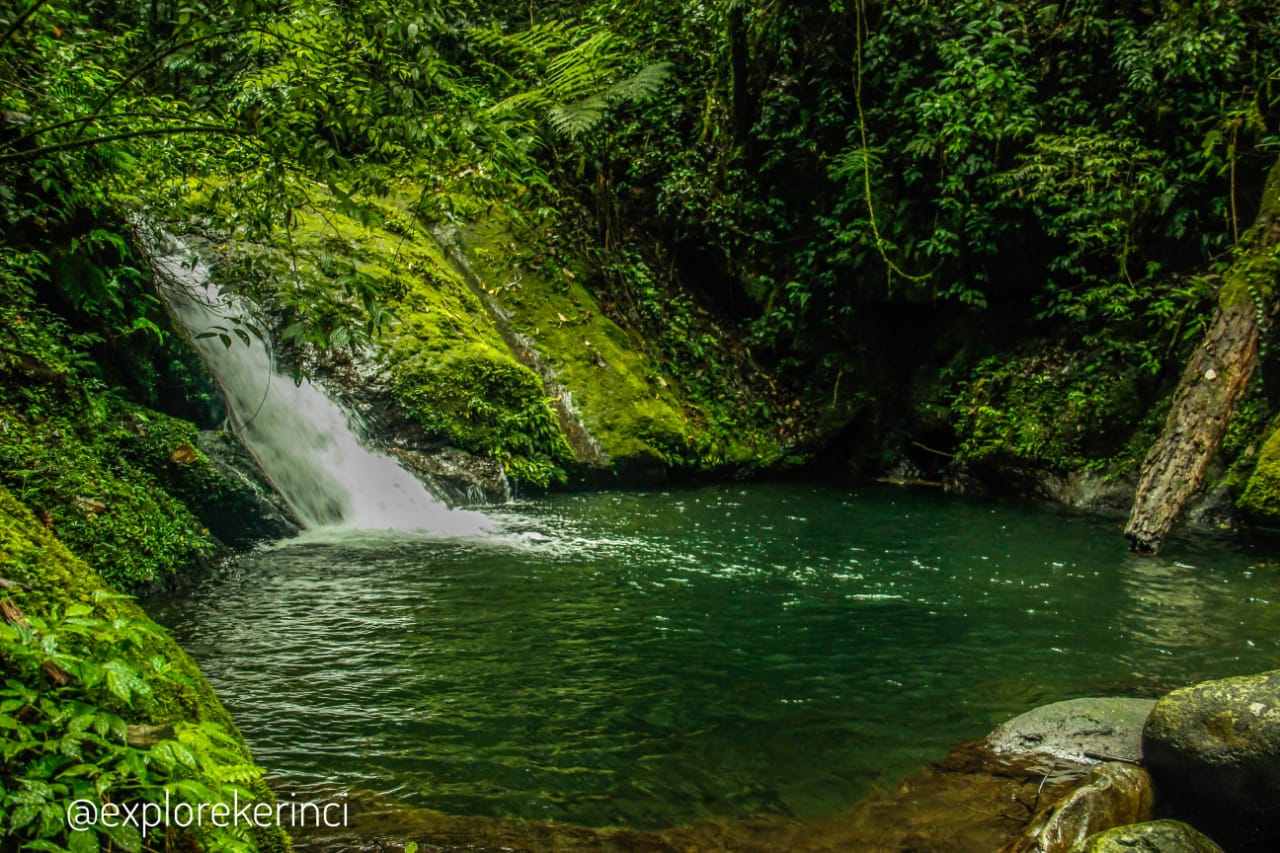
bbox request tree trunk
[1125,157,1280,553]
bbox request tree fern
[480,22,671,141]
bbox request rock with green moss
[0,485,289,852]
[236,197,577,490]
[451,214,784,479]
[236,184,785,491]
[1238,425,1280,519]
[1142,670,1280,847]
[1070,820,1223,853]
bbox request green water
[150,483,1280,831]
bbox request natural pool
[149,482,1280,840]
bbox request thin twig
[0,124,246,164]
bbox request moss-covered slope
[221,183,786,489]
[0,484,288,851]
[452,211,788,479]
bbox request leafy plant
[0,593,264,852]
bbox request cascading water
[149,232,493,537]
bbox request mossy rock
[1142,670,1280,848]
[0,485,289,852]
[0,402,216,589]
[456,214,775,476]
[1238,425,1280,519]
[392,352,573,487]
[240,194,578,488]
[1071,820,1223,853]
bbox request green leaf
[69,828,99,853]
[100,820,142,853]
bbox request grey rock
[988,697,1157,767]
[1070,820,1223,853]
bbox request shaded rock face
[305,352,512,506]
[988,697,1157,767]
[944,463,1138,520]
[1072,819,1224,853]
[391,446,509,506]
[1005,763,1154,853]
[195,429,301,543]
[1142,670,1280,850]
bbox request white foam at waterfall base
[152,236,494,537]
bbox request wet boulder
[988,697,1156,767]
[1142,669,1280,849]
[1071,820,1223,852]
[1006,763,1154,853]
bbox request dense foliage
[0,487,286,853]
[514,0,1280,471]
[4,0,1280,849]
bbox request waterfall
[150,233,492,537]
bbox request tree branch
[0,124,248,164]
[7,110,196,149]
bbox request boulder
[988,697,1157,767]
[1071,820,1223,852]
[1004,763,1154,853]
[1142,669,1280,847]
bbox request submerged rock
[1005,763,1154,853]
[1142,669,1280,849]
[1071,820,1224,852]
[987,697,1156,767]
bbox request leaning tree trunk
[1125,157,1280,554]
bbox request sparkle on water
[149,483,1280,834]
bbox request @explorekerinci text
[67,792,349,837]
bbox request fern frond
[548,95,608,139]
[605,61,673,103]
[828,145,882,182]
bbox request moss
[393,353,573,487]
[0,355,219,589]
[1217,242,1280,310]
[1238,425,1280,519]
[236,190,577,487]
[1217,157,1280,310]
[458,213,781,474]
[0,485,289,852]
